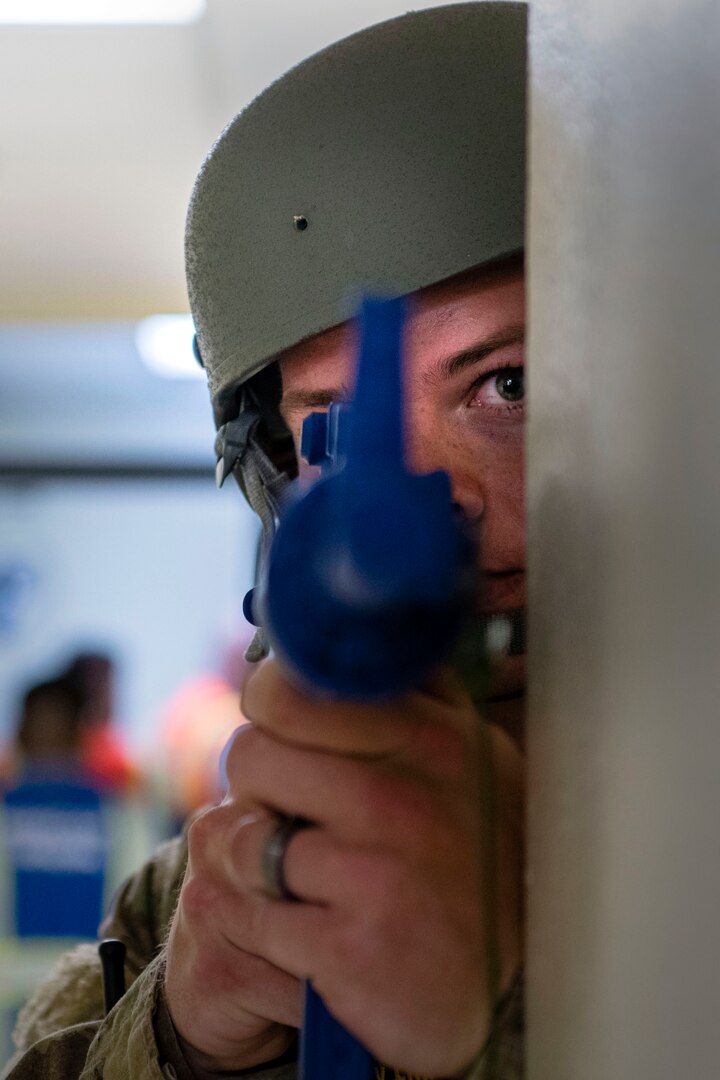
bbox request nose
[414,450,485,525]
[451,481,484,528]
[404,382,490,527]
[407,426,485,526]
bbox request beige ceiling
[0,0,459,321]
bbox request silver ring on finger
[261,815,307,901]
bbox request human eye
[467,364,525,414]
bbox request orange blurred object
[79,724,140,793]
[160,675,248,814]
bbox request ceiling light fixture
[0,1,206,24]
[135,315,205,381]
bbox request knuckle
[224,722,260,779]
[238,660,269,721]
[359,769,443,842]
[226,811,268,887]
[187,798,268,894]
[179,872,225,927]
[196,950,239,1000]
[242,659,296,731]
[187,801,244,873]
[225,727,283,803]
[186,803,221,860]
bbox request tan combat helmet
[186,2,526,539]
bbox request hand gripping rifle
[245,297,477,1079]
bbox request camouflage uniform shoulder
[2,1022,99,1080]
[2,953,170,1080]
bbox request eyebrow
[280,324,525,416]
[280,384,351,416]
[420,324,525,389]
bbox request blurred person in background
[2,676,112,942]
[12,677,85,777]
[62,652,140,794]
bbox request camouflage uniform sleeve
[1,1021,100,1080]
[152,972,297,1080]
[2,952,183,1080]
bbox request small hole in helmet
[293,215,309,231]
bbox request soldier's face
[279,260,526,715]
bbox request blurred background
[0,0,463,1063]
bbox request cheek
[480,443,526,560]
[482,442,526,505]
[406,405,525,495]
[477,441,526,547]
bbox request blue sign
[3,775,107,938]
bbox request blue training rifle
[245,296,476,1080]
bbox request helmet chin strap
[215,418,292,664]
[213,367,299,664]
